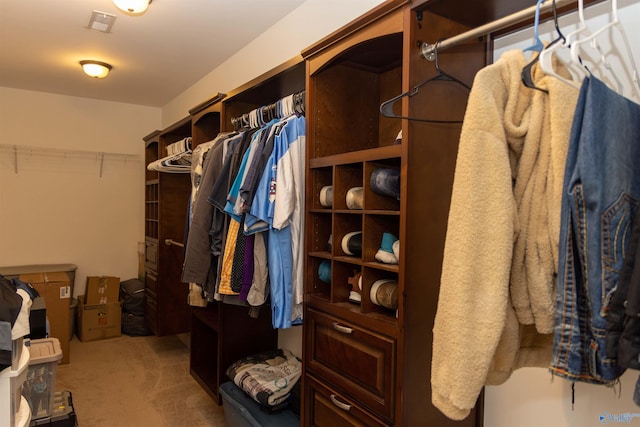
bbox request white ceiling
[0,0,307,107]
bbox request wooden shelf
[302,1,485,425]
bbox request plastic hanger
[568,0,620,93]
[522,0,565,93]
[379,40,471,123]
[523,0,545,54]
[570,0,639,100]
[539,0,590,89]
[280,94,294,117]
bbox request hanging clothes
[182,132,234,302]
[213,129,259,296]
[431,49,579,420]
[224,122,280,297]
[245,115,306,328]
[271,115,306,324]
[550,76,640,384]
[188,137,222,223]
[181,92,305,329]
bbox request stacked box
[84,276,119,305]
[76,297,122,342]
[23,338,62,420]
[77,276,122,342]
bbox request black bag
[119,278,145,316]
[121,313,152,336]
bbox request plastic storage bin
[219,381,299,427]
[29,391,77,427]
[1,341,30,427]
[23,338,62,420]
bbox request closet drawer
[145,237,158,272]
[304,375,389,427]
[305,308,395,422]
[145,270,157,294]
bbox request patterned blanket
[226,348,302,407]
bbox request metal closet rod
[421,0,575,60]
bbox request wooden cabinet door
[305,376,389,427]
[305,308,396,422]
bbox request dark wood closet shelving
[143,118,192,337]
[143,90,284,405]
[185,62,306,405]
[301,0,487,425]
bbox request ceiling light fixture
[113,0,151,14]
[80,60,112,79]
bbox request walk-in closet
[2,0,640,426]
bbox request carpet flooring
[55,334,226,426]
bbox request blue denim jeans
[551,77,640,383]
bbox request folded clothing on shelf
[226,348,302,408]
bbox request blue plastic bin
[219,381,299,427]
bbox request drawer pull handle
[330,394,352,411]
[332,322,353,334]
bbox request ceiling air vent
[87,11,117,33]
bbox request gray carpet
[55,334,226,426]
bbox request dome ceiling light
[113,0,151,15]
[80,60,113,79]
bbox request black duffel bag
[119,278,145,316]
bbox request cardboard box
[76,297,122,342]
[84,276,120,305]
[19,272,71,365]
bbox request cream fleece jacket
[431,50,579,420]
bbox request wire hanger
[379,40,471,123]
[522,0,565,93]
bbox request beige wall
[162,0,387,126]
[0,86,160,296]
